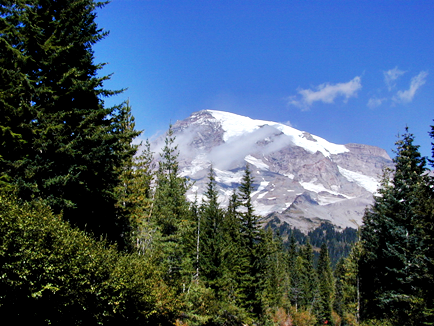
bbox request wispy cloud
[367,97,387,109]
[393,71,428,104]
[384,67,406,91]
[288,76,362,110]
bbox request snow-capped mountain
[152,110,393,232]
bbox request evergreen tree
[0,1,139,244]
[257,229,289,313]
[360,128,430,324]
[218,191,246,313]
[200,166,225,291]
[153,125,191,237]
[237,164,263,316]
[300,237,318,311]
[421,122,434,323]
[290,255,308,312]
[333,257,346,322]
[115,112,155,251]
[341,241,362,325]
[287,233,298,272]
[316,243,334,325]
[152,125,194,290]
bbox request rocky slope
[152,110,393,232]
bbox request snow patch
[245,155,269,170]
[207,110,349,157]
[251,179,269,198]
[253,201,281,216]
[257,191,268,199]
[180,154,209,177]
[214,169,244,186]
[300,180,352,200]
[338,166,379,194]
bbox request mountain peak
[157,110,393,231]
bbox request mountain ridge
[152,110,393,232]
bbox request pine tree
[257,229,289,313]
[340,241,362,325]
[218,191,246,311]
[300,237,318,312]
[360,128,430,324]
[153,125,191,237]
[287,233,298,272]
[333,257,346,321]
[200,166,225,291]
[115,106,155,251]
[290,255,308,312]
[152,125,195,290]
[0,1,139,244]
[421,122,434,323]
[237,164,263,316]
[316,243,334,325]
[0,2,34,187]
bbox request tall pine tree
[200,166,225,291]
[237,164,263,316]
[152,125,195,290]
[360,128,430,325]
[316,243,334,325]
[0,1,139,244]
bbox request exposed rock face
[152,110,393,232]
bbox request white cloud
[384,67,406,91]
[367,97,387,109]
[393,71,428,104]
[288,76,362,110]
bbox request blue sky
[94,0,434,159]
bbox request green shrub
[0,191,174,325]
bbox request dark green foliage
[268,220,358,267]
[316,243,334,325]
[422,122,434,324]
[300,238,318,311]
[237,164,263,316]
[360,128,432,325]
[289,255,308,312]
[257,229,290,314]
[0,191,174,325]
[0,0,139,245]
[308,223,358,267]
[152,126,195,290]
[115,105,155,250]
[199,166,226,291]
[153,125,191,237]
[333,258,346,320]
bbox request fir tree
[153,125,190,237]
[421,122,434,323]
[218,191,246,310]
[290,255,308,312]
[360,128,430,325]
[115,108,155,251]
[200,166,225,291]
[257,229,289,313]
[342,241,362,325]
[333,257,346,321]
[316,243,334,325]
[0,1,139,244]
[152,125,195,290]
[237,164,263,316]
[300,237,318,312]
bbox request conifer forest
[1,1,433,325]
